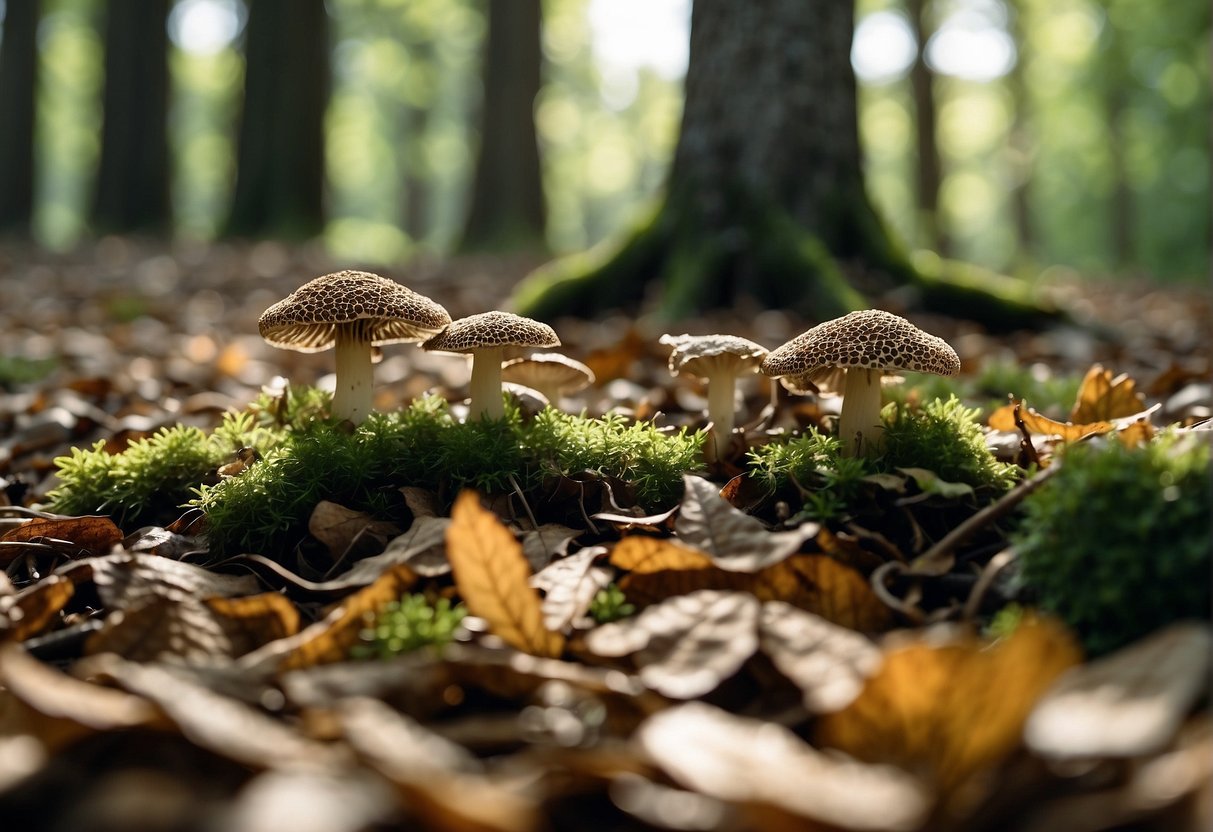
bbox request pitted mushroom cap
[422,311,559,353]
[760,310,960,381]
[258,270,451,353]
[660,333,768,378]
[502,353,595,393]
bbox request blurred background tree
[1,0,1207,291]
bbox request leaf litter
[0,243,1209,830]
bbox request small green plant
[0,355,56,389]
[352,594,466,659]
[589,583,636,624]
[1013,432,1211,656]
[878,396,1019,491]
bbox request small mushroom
[258,270,451,424]
[501,353,596,407]
[761,310,960,456]
[660,333,768,459]
[422,311,560,420]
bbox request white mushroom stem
[838,368,884,456]
[468,346,506,420]
[332,327,374,424]
[704,371,738,459]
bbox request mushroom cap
[258,270,451,353]
[660,333,768,379]
[501,353,595,394]
[422,311,560,354]
[760,310,960,382]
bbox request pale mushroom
[258,270,451,424]
[422,311,560,420]
[760,310,960,456]
[501,353,595,407]
[660,333,768,459]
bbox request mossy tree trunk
[225,0,330,239]
[0,0,40,235]
[91,0,171,234]
[514,0,1057,328]
[457,0,546,254]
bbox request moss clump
[47,413,281,525]
[589,583,637,624]
[1013,432,1211,656]
[748,396,1017,519]
[351,594,466,659]
[197,394,703,557]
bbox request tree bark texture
[0,0,40,234]
[225,0,330,239]
[907,0,946,253]
[91,0,171,234]
[458,0,546,252]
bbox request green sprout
[589,583,636,624]
[352,594,467,659]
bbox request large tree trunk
[225,0,330,239]
[515,0,1054,328]
[457,0,546,253]
[907,0,946,253]
[91,0,171,234]
[0,0,40,235]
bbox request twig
[871,561,927,625]
[962,547,1018,622]
[508,473,539,532]
[910,465,1059,577]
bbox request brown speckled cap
[502,353,594,393]
[258,270,451,353]
[422,311,559,353]
[761,310,960,382]
[660,333,768,379]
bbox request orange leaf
[446,491,564,658]
[816,615,1080,807]
[609,536,714,574]
[753,555,894,633]
[0,576,75,643]
[1070,365,1146,423]
[1,516,122,563]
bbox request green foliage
[879,396,1019,491]
[1013,432,1212,656]
[589,583,636,624]
[971,361,1081,417]
[351,594,466,659]
[198,393,703,557]
[0,355,57,389]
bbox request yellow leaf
[1071,364,1146,423]
[446,491,564,658]
[609,536,714,574]
[753,556,894,633]
[988,401,1114,441]
[0,576,74,643]
[816,615,1080,810]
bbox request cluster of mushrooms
[258,270,960,457]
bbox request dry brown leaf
[399,486,442,518]
[816,616,1081,807]
[446,490,564,658]
[609,535,714,574]
[520,524,582,572]
[0,515,123,563]
[0,576,74,643]
[308,500,403,560]
[676,475,818,571]
[637,702,930,831]
[1025,622,1211,759]
[988,402,1117,441]
[531,547,612,632]
[59,552,261,611]
[618,567,754,608]
[584,589,759,698]
[751,555,895,632]
[1070,364,1147,423]
[759,601,883,713]
[238,564,418,673]
[85,591,300,663]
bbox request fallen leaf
[0,515,123,563]
[637,702,930,831]
[399,486,442,518]
[238,564,418,673]
[308,500,403,560]
[58,552,262,611]
[897,467,976,500]
[446,491,564,658]
[1025,622,1211,759]
[530,547,612,631]
[520,524,582,572]
[609,535,714,574]
[1070,364,1146,423]
[759,601,883,713]
[584,589,759,698]
[816,616,1081,807]
[0,576,75,643]
[751,555,895,632]
[125,525,207,560]
[676,475,818,571]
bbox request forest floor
[0,239,1208,832]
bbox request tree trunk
[0,0,40,235]
[457,0,546,253]
[225,0,330,239]
[91,0,171,234]
[907,0,946,253]
[1005,0,1035,262]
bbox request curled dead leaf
[446,491,564,659]
[0,515,123,564]
[531,547,612,632]
[0,576,74,644]
[308,500,403,560]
